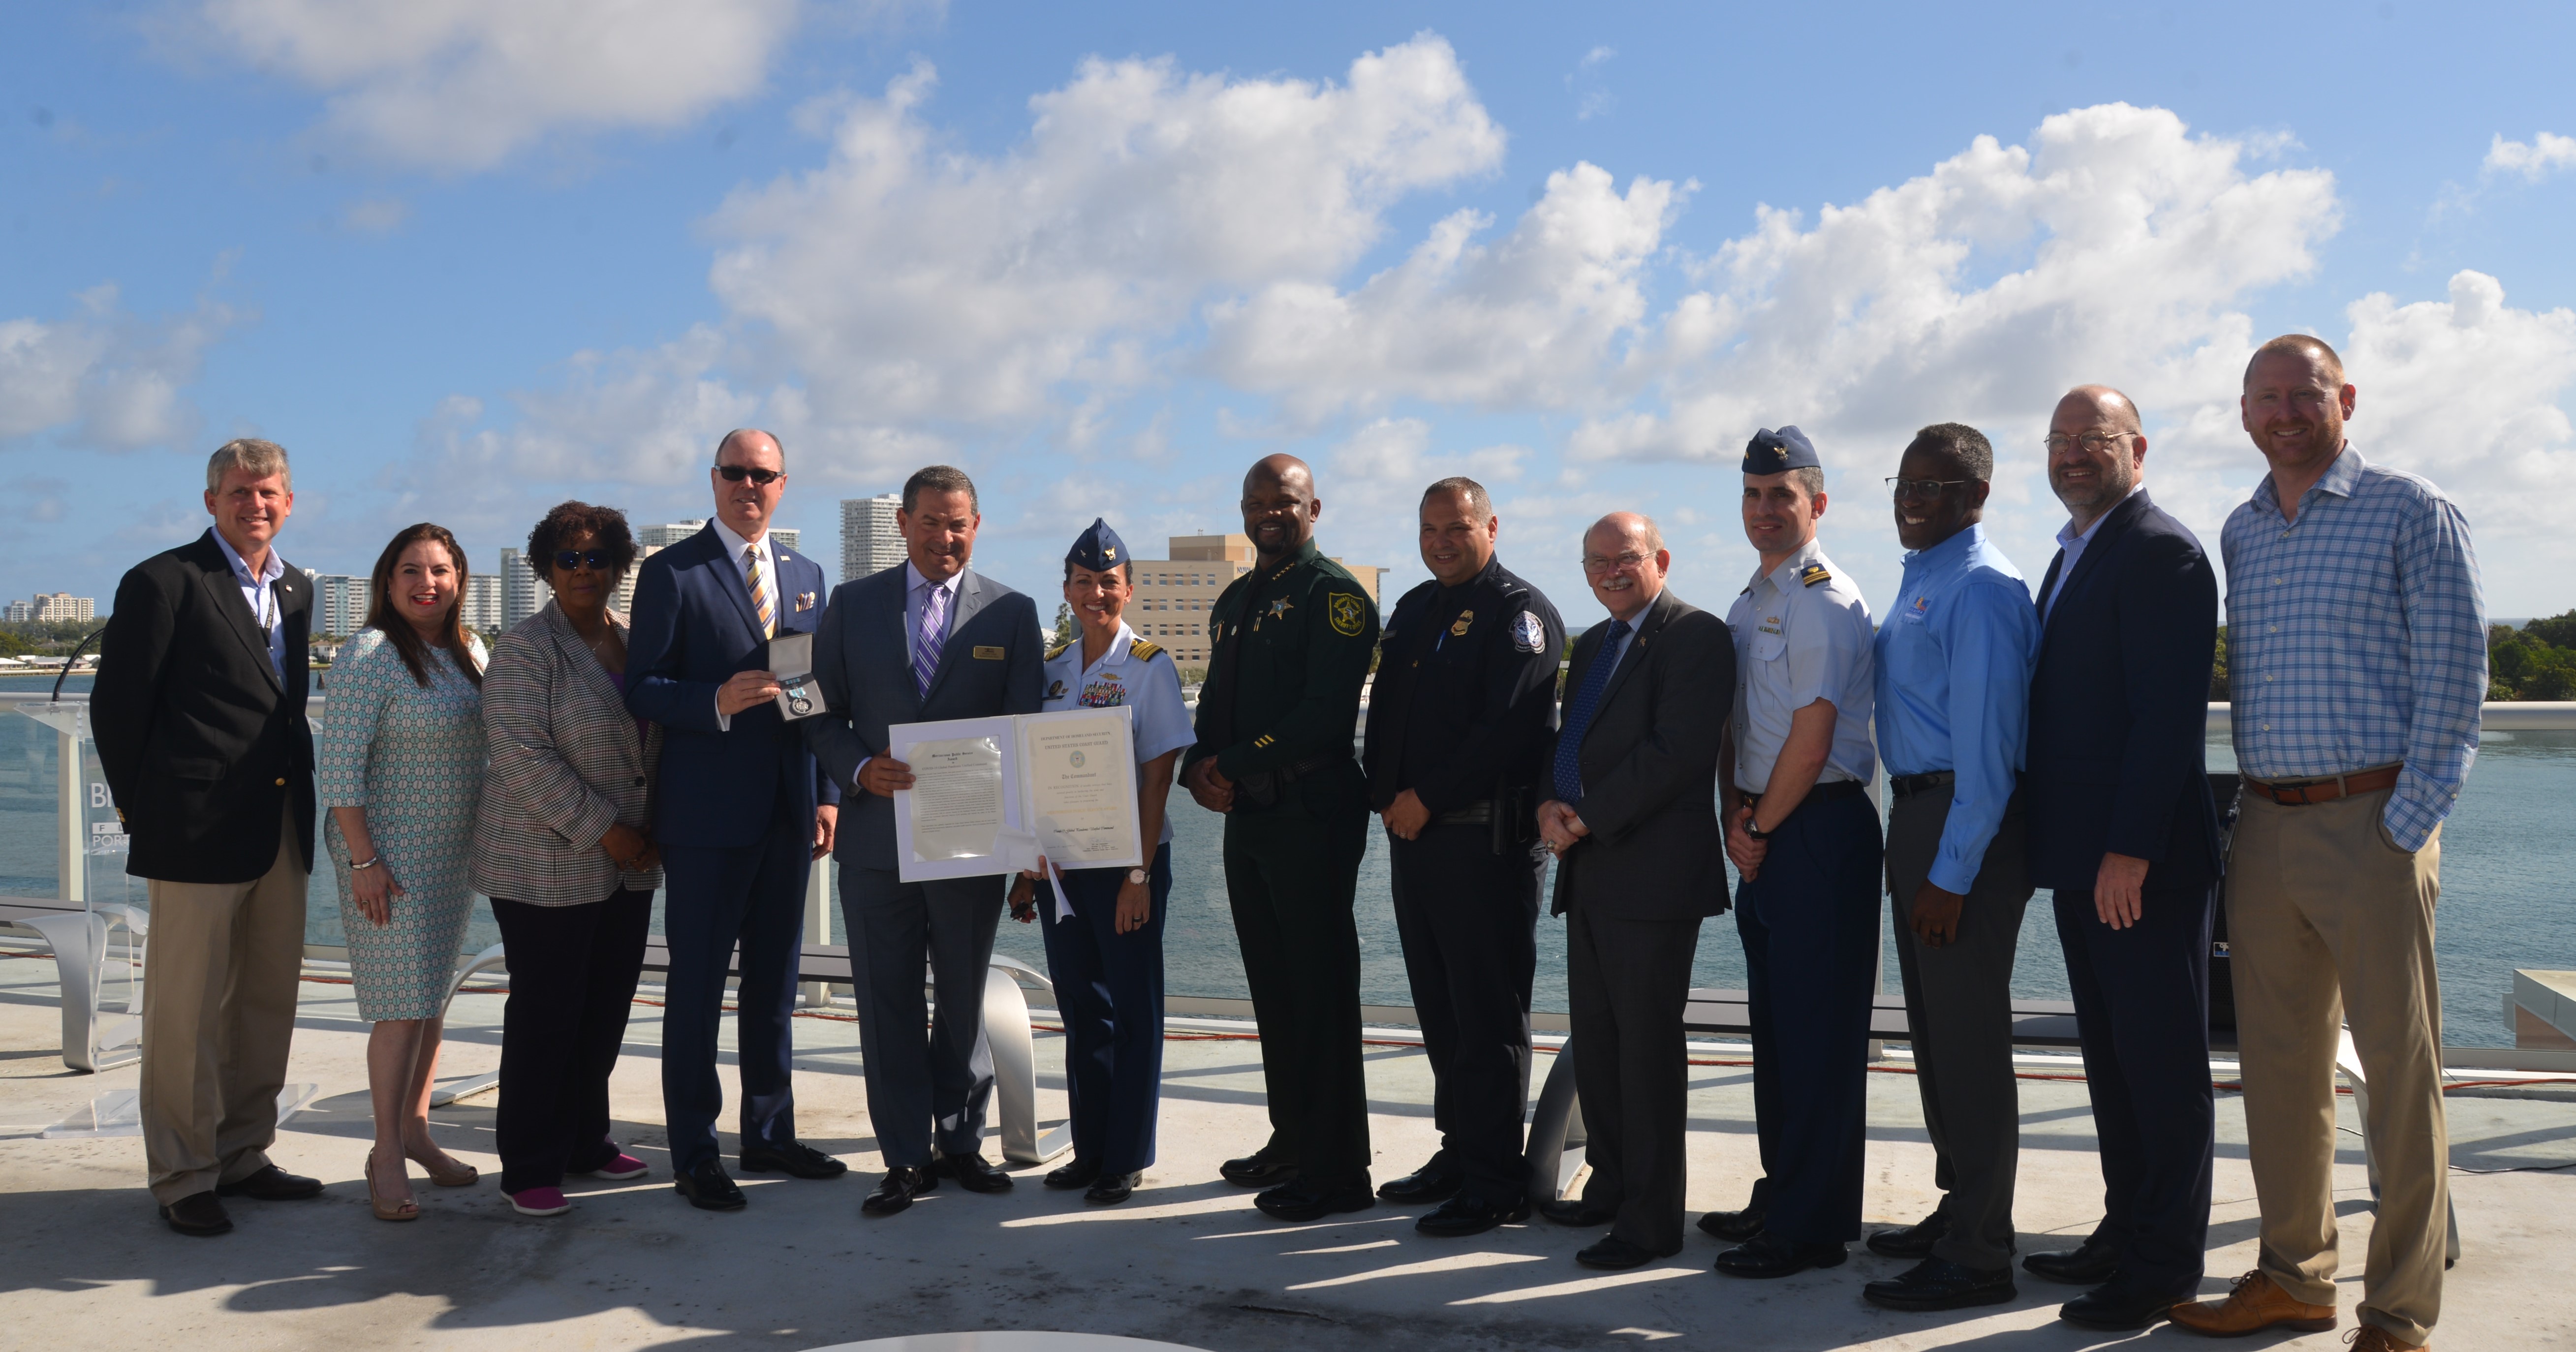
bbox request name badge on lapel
[973,645,1006,660]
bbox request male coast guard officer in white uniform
[1706,425,1886,1281]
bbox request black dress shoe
[1084,1170,1143,1205]
[2022,1236,2120,1285]
[1045,1158,1102,1190]
[1576,1234,1678,1269]
[1376,1162,1464,1204]
[937,1150,1015,1193]
[740,1141,848,1179]
[1865,1210,1949,1259]
[1863,1257,2018,1311]
[1220,1147,1300,1188]
[1697,1206,1766,1242]
[1713,1234,1849,1279]
[1537,1198,1618,1228]
[1254,1177,1375,1222]
[1416,1193,1530,1238]
[862,1166,937,1216]
[158,1192,233,1237]
[214,1166,324,1200]
[2059,1279,2190,1330]
[675,1160,747,1211]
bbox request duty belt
[1890,770,1955,799]
[1433,800,1495,827]
[2243,763,2402,806]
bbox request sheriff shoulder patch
[1328,592,1366,637]
[1511,610,1546,653]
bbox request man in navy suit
[2020,386,2222,1330]
[626,428,846,1211]
[806,464,1043,1216]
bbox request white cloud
[0,284,241,453]
[338,196,412,234]
[2483,131,2576,183]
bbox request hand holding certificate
[889,707,1142,882]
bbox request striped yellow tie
[745,544,774,637]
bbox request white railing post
[56,714,86,906]
[800,856,833,1008]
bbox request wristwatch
[1126,868,1149,886]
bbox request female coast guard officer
[1008,519,1195,1205]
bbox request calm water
[6,673,2568,1046]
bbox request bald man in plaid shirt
[2171,336,2485,1351]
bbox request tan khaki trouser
[139,817,309,1204]
[2226,784,2446,1345]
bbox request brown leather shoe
[2169,1269,2336,1337]
[2344,1328,2426,1351]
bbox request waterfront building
[499,548,551,628]
[463,573,502,632]
[840,492,904,582]
[312,575,367,637]
[26,593,94,623]
[3,599,31,623]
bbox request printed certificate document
[1020,708,1140,870]
[889,707,1141,882]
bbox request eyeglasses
[716,464,784,486]
[1582,551,1652,574]
[2044,431,2134,455]
[1885,477,1973,500]
[553,550,613,572]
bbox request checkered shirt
[2221,444,2486,850]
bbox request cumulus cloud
[2483,131,2576,183]
[0,284,242,453]
[337,196,412,234]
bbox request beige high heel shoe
[366,1150,421,1222]
[405,1142,479,1188]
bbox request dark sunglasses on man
[717,464,784,486]
[553,549,614,572]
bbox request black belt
[1272,754,1344,786]
[1890,770,1955,799]
[1433,800,1494,827]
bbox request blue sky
[7,0,2576,623]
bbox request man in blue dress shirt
[1855,424,2041,1313]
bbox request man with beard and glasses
[1858,423,2041,1314]
[2167,338,2483,1352]
[1181,454,1382,1223]
[2021,385,2223,1331]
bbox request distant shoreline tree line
[2211,610,2576,702]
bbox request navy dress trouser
[1035,843,1172,1174]
[843,868,1007,1168]
[2052,880,2215,1294]
[1733,791,1885,1245]
[658,816,812,1173]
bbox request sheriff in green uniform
[1181,453,1383,1222]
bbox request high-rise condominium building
[27,592,95,623]
[311,575,369,637]
[463,573,502,631]
[499,549,551,628]
[840,493,904,583]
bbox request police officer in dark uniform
[1363,477,1565,1238]
[1181,453,1383,1223]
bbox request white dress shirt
[711,517,778,732]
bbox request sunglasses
[717,464,784,486]
[553,550,614,572]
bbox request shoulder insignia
[1328,592,1366,638]
[1046,640,1073,661]
[1128,639,1164,661]
[1449,609,1474,637]
[1511,610,1547,653]
[1799,563,1832,588]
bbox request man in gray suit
[807,464,1044,1215]
[1533,512,1735,1268]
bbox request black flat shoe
[1576,1234,1678,1269]
[2023,1236,2120,1285]
[740,1141,848,1179]
[2059,1280,2188,1330]
[1713,1234,1848,1279]
[1863,1257,2017,1311]
[1084,1171,1143,1205]
[158,1191,233,1237]
[1697,1205,1766,1242]
[1376,1162,1464,1204]
[862,1165,936,1216]
[1865,1210,1949,1259]
[1045,1158,1102,1190]
[1416,1193,1530,1238]
[1254,1178,1374,1222]
[937,1150,1015,1194]
[215,1165,323,1200]
[1537,1198,1618,1228]
[674,1160,746,1211]
[1220,1147,1300,1188]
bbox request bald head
[2047,384,2147,530]
[1581,512,1668,622]
[711,426,786,539]
[1240,453,1322,564]
[2057,385,2142,434]
[717,427,784,466]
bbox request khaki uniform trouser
[140,816,309,1204]
[2226,783,2445,1345]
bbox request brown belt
[2243,764,2402,806]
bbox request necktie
[913,581,949,699]
[1551,618,1630,805]
[745,544,774,638]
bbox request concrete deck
[4,949,2574,1351]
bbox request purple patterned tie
[913,581,949,699]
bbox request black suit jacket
[2025,490,2221,892]
[1546,587,1734,921]
[93,530,316,884]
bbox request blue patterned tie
[1551,618,1629,804]
[913,581,949,699]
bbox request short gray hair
[1789,466,1825,499]
[901,464,979,514]
[1421,476,1493,518]
[207,438,290,492]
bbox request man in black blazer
[93,438,326,1237]
[806,464,1044,1215]
[1532,512,1733,1269]
[2021,385,2222,1330]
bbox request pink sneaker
[578,1151,649,1181]
[507,1187,571,1217]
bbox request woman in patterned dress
[320,522,488,1221]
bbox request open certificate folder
[888,707,1143,883]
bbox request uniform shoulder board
[1799,562,1833,588]
[1128,639,1164,662]
[1046,640,1073,661]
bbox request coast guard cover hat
[1742,426,1821,474]
[1067,517,1128,572]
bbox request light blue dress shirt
[1725,537,1878,792]
[1872,523,2039,894]
[210,527,287,684]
